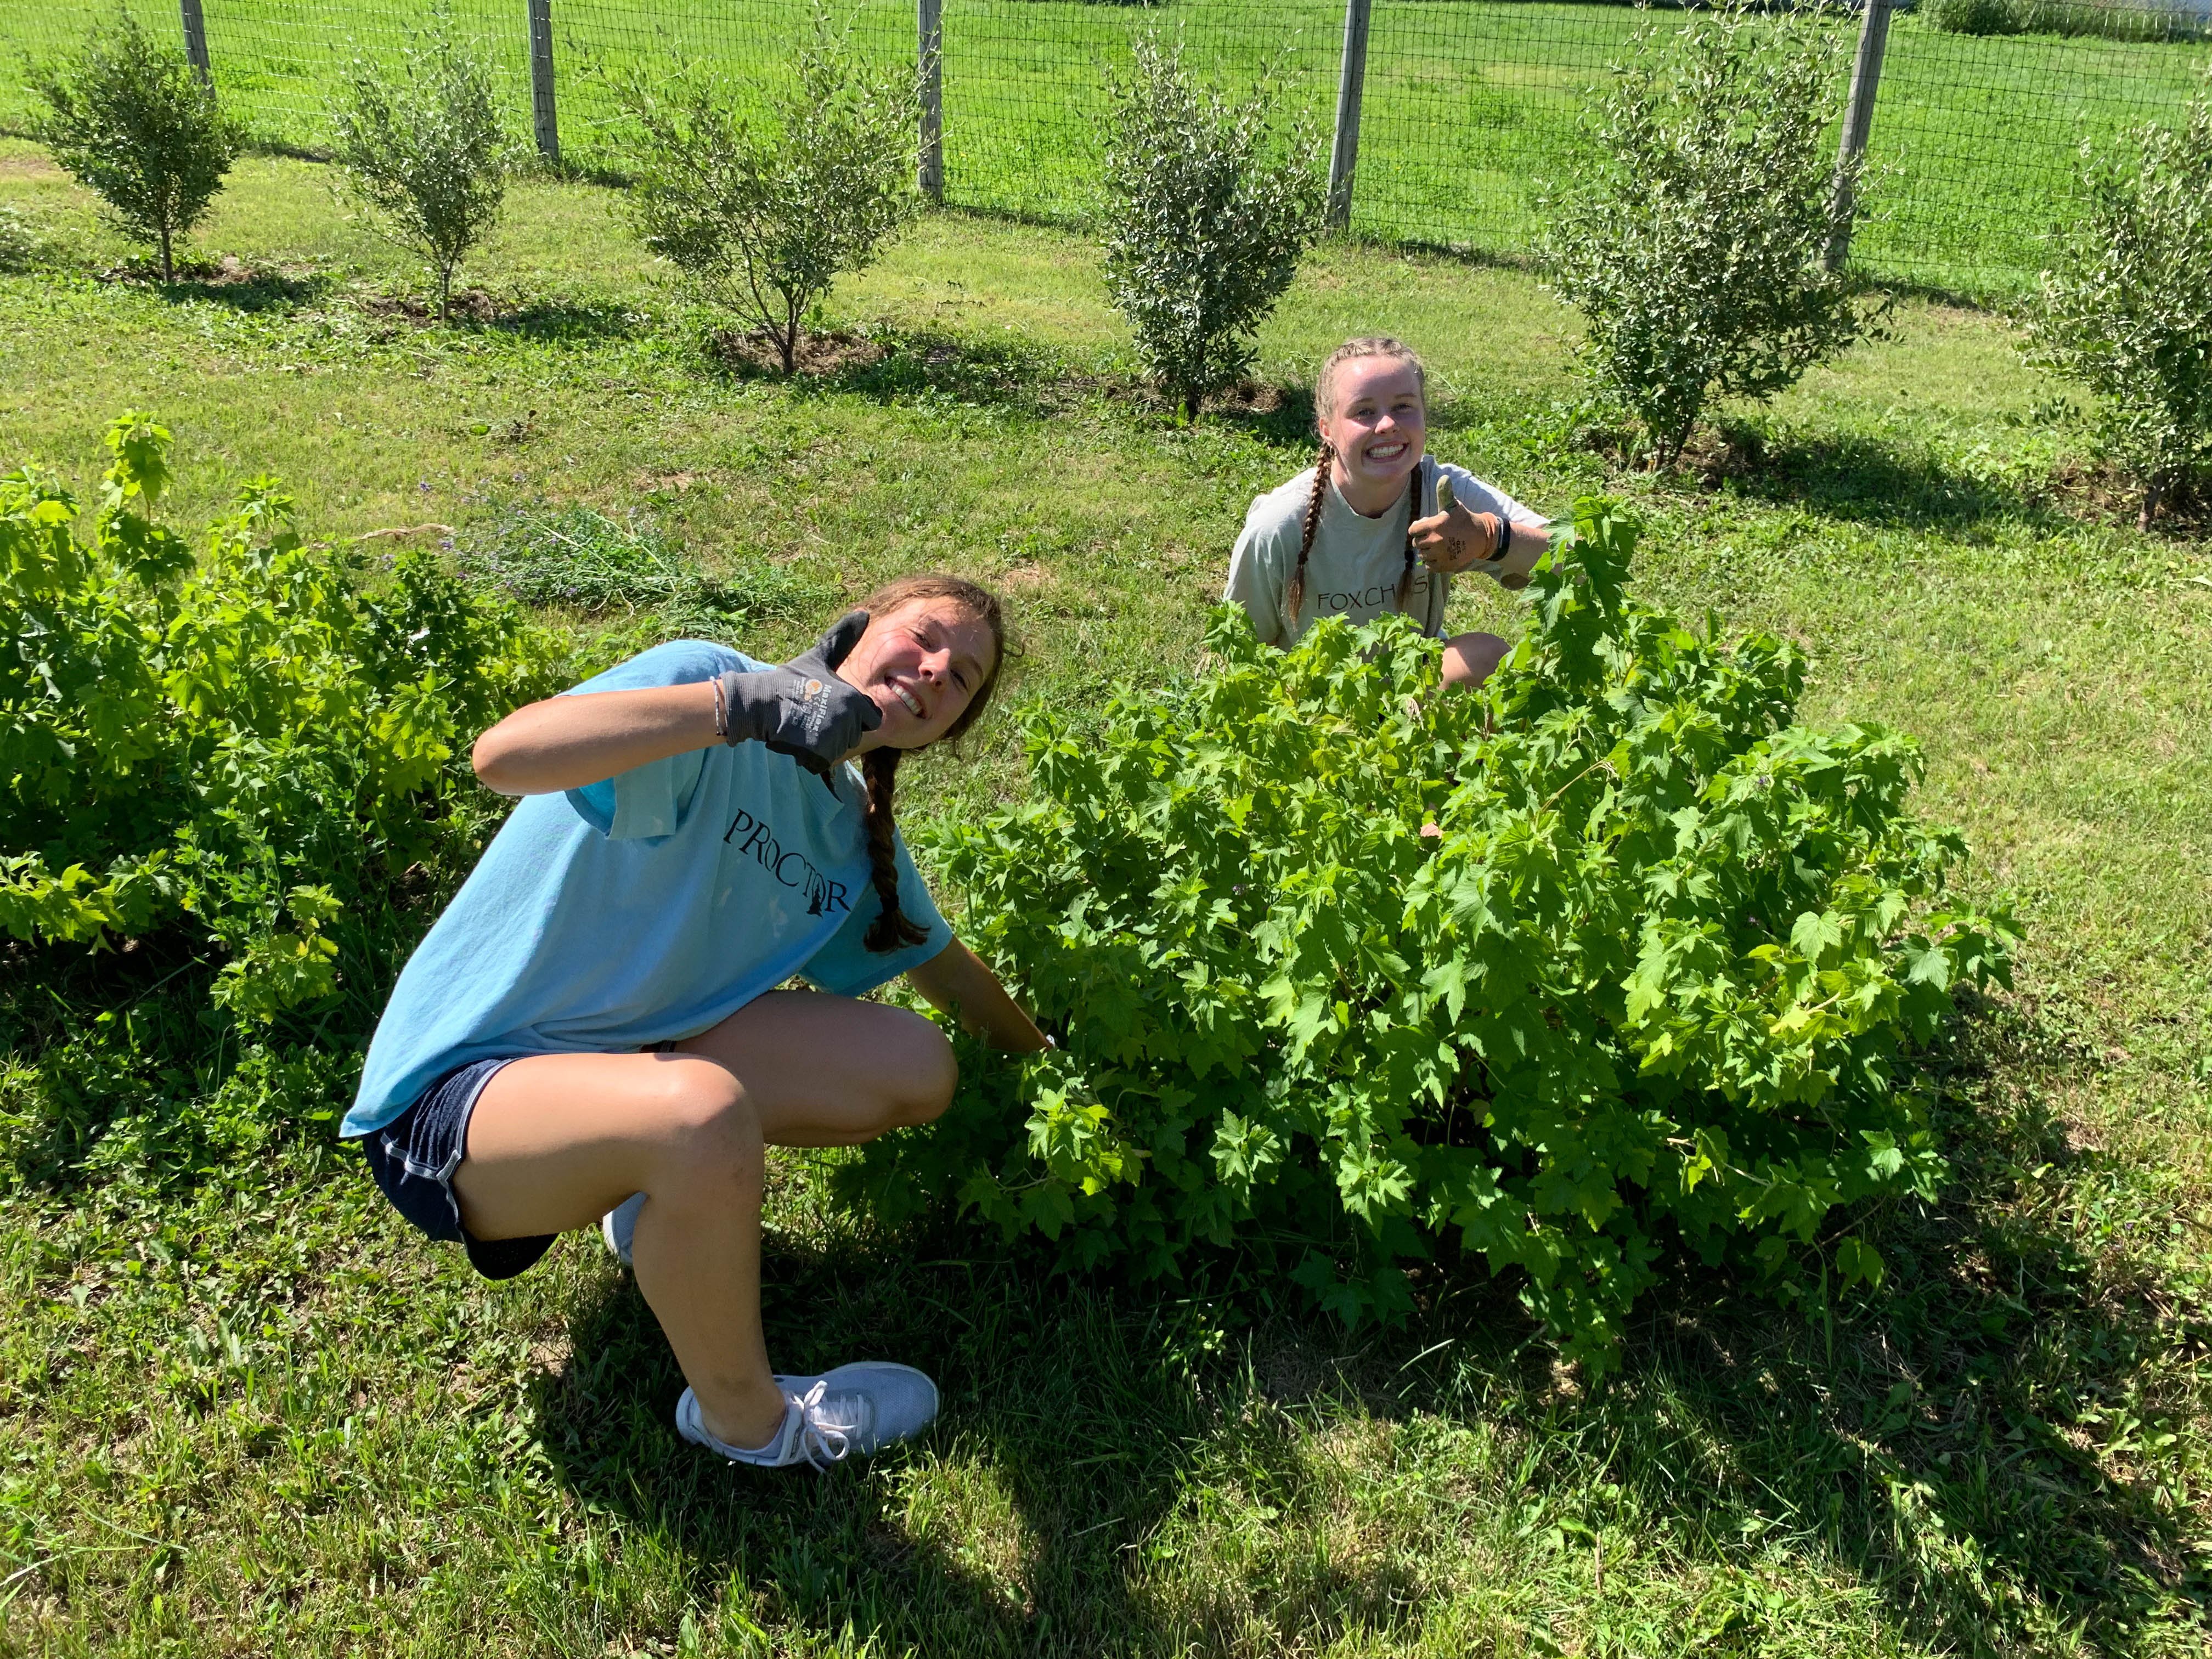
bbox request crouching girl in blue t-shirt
[342,574,1046,1470]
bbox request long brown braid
[1285,336,1431,635]
[849,573,1007,952]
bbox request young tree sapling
[331,25,514,322]
[1101,36,1326,422]
[31,10,241,283]
[617,4,922,375]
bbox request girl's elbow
[471,725,527,794]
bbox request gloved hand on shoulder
[716,610,883,777]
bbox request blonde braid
[1284,441,1333,630]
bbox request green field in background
[2,2,2208,296]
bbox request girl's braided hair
[851,573,1007,952]
[1283,336,1431,629]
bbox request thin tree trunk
[159,224,173,283]
[438,264,452,323]
[2140,474,2165,532]
[782,299,799,375]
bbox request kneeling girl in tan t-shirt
[1223,336,1550,687]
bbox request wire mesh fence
[1,0,2207,297]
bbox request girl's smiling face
[840,597,998,752]
[1319,356,1427,503]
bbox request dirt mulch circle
[2035,456,2210,537]
[709,326,889,375]
[360,286,503,325]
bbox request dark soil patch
[360,286,503,325]
[1567,417,1769,484]
[710,326,889,376]
[2035,456,2210,538]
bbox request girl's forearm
[908,938,1051,1052]
[472,682,719,796]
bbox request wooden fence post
[1825,0,1893,272]
[918,0,945,204]
[528,0,560,167]
[1325,0,1372,232]
[179,0,212,88]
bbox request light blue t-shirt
[342,640,950,1138]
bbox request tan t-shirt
[1222,459,1543,648]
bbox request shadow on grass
[1520,992,2209,1651]
[1720,431,2066,536]
[703,325,1319,445]
[530,1223,1249,1653]
[528,998,2205,1654]
[142,266,336,314]
[482,300,653,345]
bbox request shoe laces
[791,1379,854,1471]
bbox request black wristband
[1496,516,1512,563]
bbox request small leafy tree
[1101,36,1325,422]
[30,10,241,282]
[618,5,921,375]
[1538,6,1887,468]
[2027,83,2212,529]
[331,26,513,322]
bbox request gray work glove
[718,610,881,778]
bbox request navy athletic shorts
[357,1057,556,1281]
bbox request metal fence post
[1325,0,1372,232]
[1825,0,1893,272]
[528,0,560,167]
[179,0,212,87]
[917,0,945,204]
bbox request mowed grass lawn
[3,0,2209,296]
[2,143,2210,1655]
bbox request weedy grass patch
[459,498,825,640]
[0,149,2207,1656]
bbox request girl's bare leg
[1442,630,1509,689]
[449,993,956,1452]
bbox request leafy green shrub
[1538,6,1887,467]
[459,500,822,636]
[1101,36,1326,422]
[1920,0,2029,33]
[839,501,2016,1369]
[331,25,514,321]
[2025,82,2212,529]
[617,4,921,375]
[30,10,241,283]
[0,415,565,1183]
[1922,0,2206,43]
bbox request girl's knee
[1441,631,1508,689]
[651,1058,760,1177]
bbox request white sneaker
[676,1363,940,1470]
[601,1192,645,1267]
